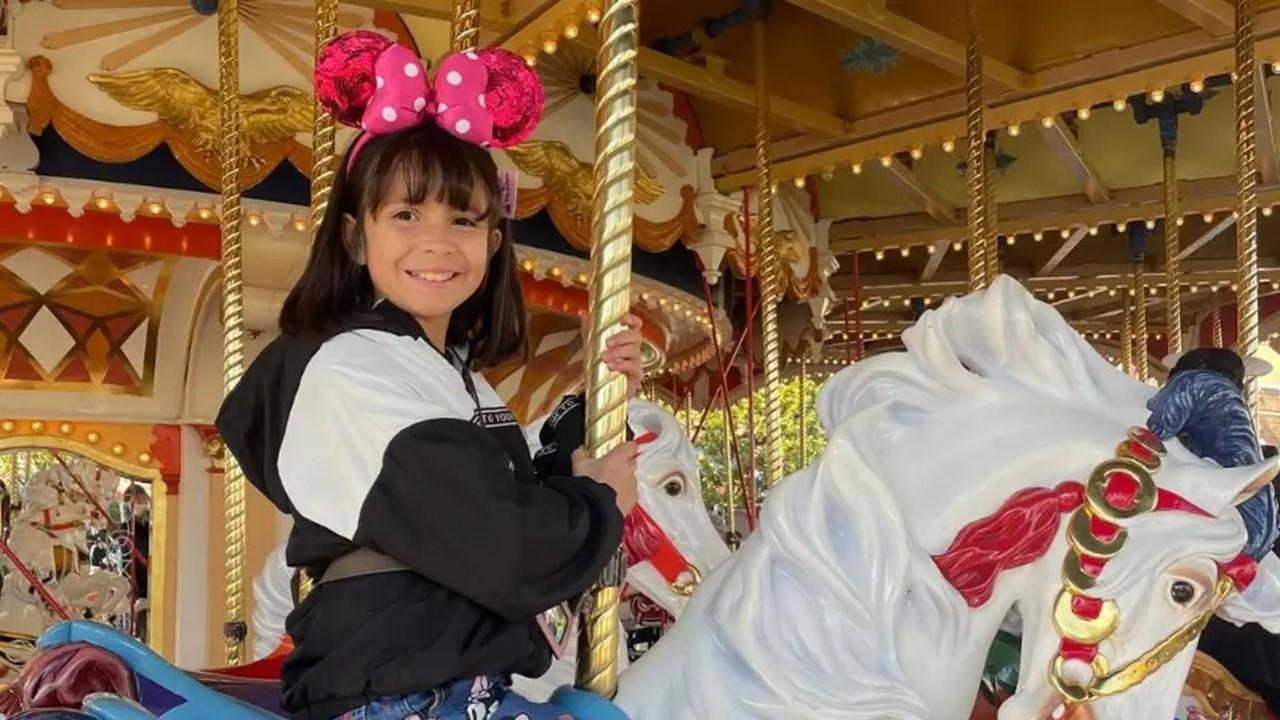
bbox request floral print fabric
[336,676,575,720]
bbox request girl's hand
[572,443,638,515]
[580,313,645,399]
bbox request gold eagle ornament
[504,140,664,226]
[87,68,311,166]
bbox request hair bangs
[362,125,499,224]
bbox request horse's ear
[1220,553,1280,633]
[1229,455,1280,509]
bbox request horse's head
[997,437,1279,720]
[623,400,731,618]
[814,276,1280,720]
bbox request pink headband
[316,31,543,217]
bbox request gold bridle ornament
[1047,427,1250,704]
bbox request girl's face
[354,173,494,347]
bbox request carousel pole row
[1234,0,1262,416]
[752,19,784,489]
[1122,296,1135,375]
[309,0,339,245]
[217,0,247,666]
[296,0,341,606]
[1162,127,1183,356]
[575,0,640,698]
[983,141,999,281]
[965,0,989,292]
[1132,260,1149,382]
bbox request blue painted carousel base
[37,622,283,720]
[548,687,631,720]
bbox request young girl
[217,31,642,720]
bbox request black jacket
[215,302,623,719]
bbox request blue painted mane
[1147,369,1275,559]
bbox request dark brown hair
[279,122,526,370]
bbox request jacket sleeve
[278,335,624,621]
[531,393,634,482]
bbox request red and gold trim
[1049,427,1259,704]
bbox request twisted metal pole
[1122,296,1135,375]
[451,0,481,52]
[574,0,638,698]
[1213,303,1225,347]
[984,141,999,281]
[1235,0,1261,416]
[1133,261,1149,382]
[965,0,988,291]
[218,0,247,666]
[752,20,784,489]
[1163,145,1183,355]
[309,0,339,247]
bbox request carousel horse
[16,277,1280,720]
[974,350,1280,720]
[585,276,1280,720]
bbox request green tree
[666,372,827,520]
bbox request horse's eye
[662,475,685,497]
[1171,580,1196,606]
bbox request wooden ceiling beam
[780,0,1028,90]
[713,8,1280,189]
[1256,67,1278,184]
[492,0,584,51]
[883,157,957,223]
[1153,0,1234,36]
[830,176,1280,254]
[920,240,951,281]
[634,48,848,137]
[828,259,1280,296]
[1038,116,1110,202]
[1176,214,1235,260]
[1037,226,1090,276]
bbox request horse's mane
[818,276,1153,434]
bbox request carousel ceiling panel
[1076,104,1163,191]
[1172,86,1241,181]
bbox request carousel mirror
[0,448,150,682]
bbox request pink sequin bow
[364,46,491,149]
[315,31,544,174]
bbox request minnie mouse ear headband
[315,31,543,219]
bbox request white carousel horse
[248,400,732,704]
[513,399,731,700]
[4,470,92,578]
[604,276,1280,720]
[0,463,133,639]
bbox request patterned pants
[337,676,575,720]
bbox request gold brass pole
[1163,147,1183,356]
[752,20,784,489]
[574,0,639,699]
[1213,303,1225,347]
[1235,0,1261,415]
[984,142,999,281]
[1122,296,1135,376]
[218,0,247,666]
[965,0,988,291]
[1133,262,1149,382]
[308,0,339,245]
[451,0,481,52]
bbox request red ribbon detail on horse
[623,505,696,586]
[932,480,1231,608]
